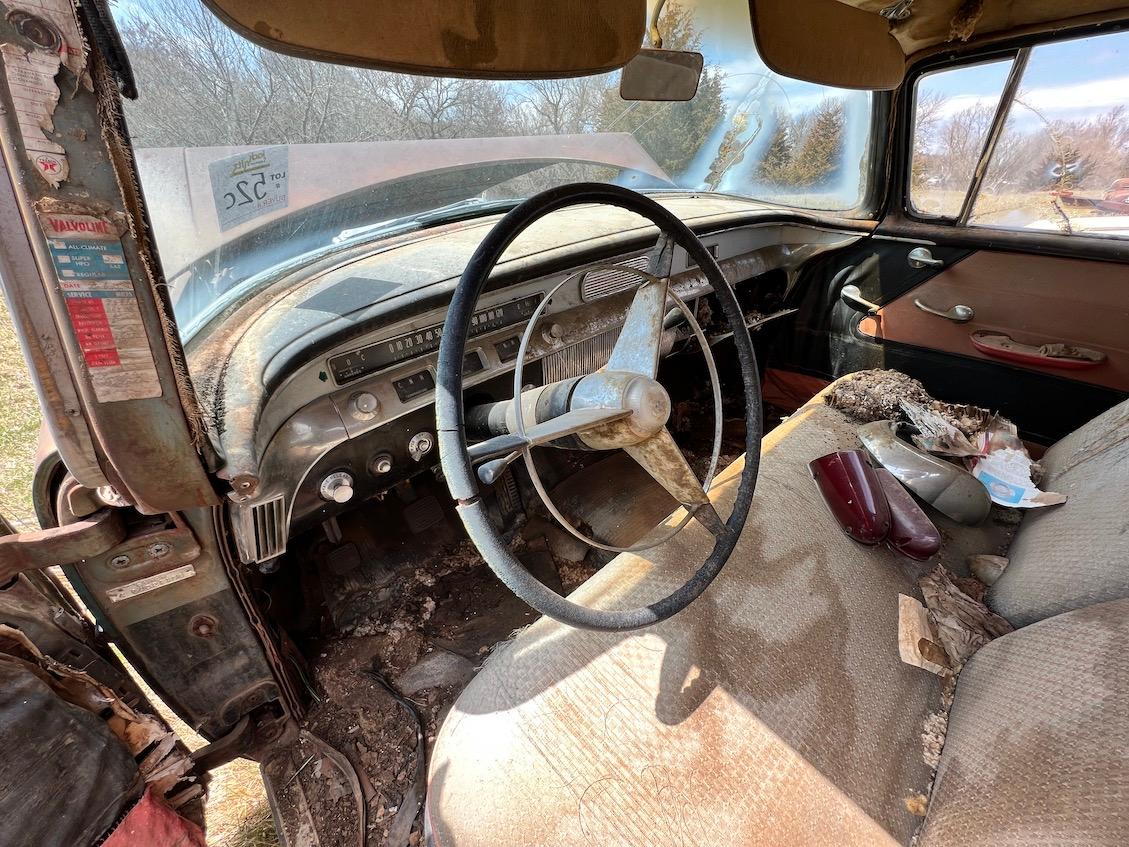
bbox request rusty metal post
[0,1,217,513]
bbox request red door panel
[858,250,1129,392]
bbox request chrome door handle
[913,298,974,322]
[840,284,880,316]
[908,247,944,269]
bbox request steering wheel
[436,183,761,631]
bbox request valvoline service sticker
[41,213,162,403]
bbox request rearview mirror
[619,49,703,102]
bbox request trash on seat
[918,565,1013,670]
[900,400,984,457]
[968,416,1067,508]
[897,593,950,676]
[898,395,1067,510]
[808,450,891,545]
[967,553,1008,585]
[857,421,991,526]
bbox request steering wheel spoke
[604,272,669,378]
[469,406,632,483]
[622,427,722,534]
[648,232,677,277]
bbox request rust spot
[190,614,218,638]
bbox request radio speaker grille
[542,327,621,382]
[579,255,650,301]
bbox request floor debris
[918,566,1013,669]
[271,532,548,846]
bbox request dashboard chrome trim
[224,222,866,561]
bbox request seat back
[988,398,1129,626]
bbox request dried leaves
[827,369,932,422]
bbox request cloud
[1017,76,1129,115]
[931,75,1129,123]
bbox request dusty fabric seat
[427,390,957,847]
[425,381,1128,846]
[919,598,1129,846]
[988,398,1129,626]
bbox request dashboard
[191,196,862,566]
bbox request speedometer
[328,293,542,385]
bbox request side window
[909,59,1012,218]
[908,30,1129,241]
[970,33,1129,236]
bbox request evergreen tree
[757,110,796,184]
[789,99,846,187]
[594,2,725,179]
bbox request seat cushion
[919,598,1129,846]
[427,392,986,847]
[988,398,1129,626]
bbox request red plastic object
[969,331,1103,370]
[102,788,206,847]
[875,468,942,561]
[809,450,891,545]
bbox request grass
[0,299,42,530]
[0,298,277,846]
[911,187,1103,229]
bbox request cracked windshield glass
[113,0,872,333]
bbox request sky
[918,29,1129,125]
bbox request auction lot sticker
[41,213,162,403]
[208,146,289,231]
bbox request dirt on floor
[266,536,547,846]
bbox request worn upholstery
[427,381,1129,847]
[919,598,1129,847]
[989,398,1129,626]
[427,395,942,847]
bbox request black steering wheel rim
[436,183,762,632]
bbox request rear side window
[908,30,1129,241]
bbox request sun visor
[749,0,905,90]
[201,0,645,79]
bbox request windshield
[115,0,873,332]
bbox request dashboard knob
[349,391,379,419]
[408,431,434,462]
[371,453,394,475]
[319,471,355,503]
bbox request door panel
[769,237,1128,444]
[857,250,1129,392]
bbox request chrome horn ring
[510,267,724,554]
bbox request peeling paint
[0,0,88,184]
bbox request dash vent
[579,255,651,302]
[233,495,287,564]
